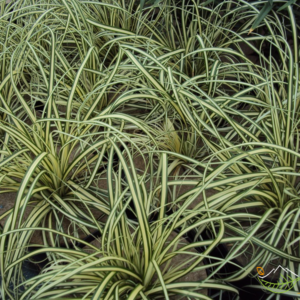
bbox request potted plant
[1,152,239,299]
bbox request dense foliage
[0,0,299,299]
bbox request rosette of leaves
[0,0,124,120]
[0,152,239,299]
[169,3,300,288]
[0,42,159,298]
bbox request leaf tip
[248,28,254,35]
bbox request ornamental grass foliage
[0,0,299,299]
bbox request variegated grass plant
[0,24,156,297]
[167,3,300,293]
[0,99,161,298]
[94,0,300,291]
[1,152,240,299]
